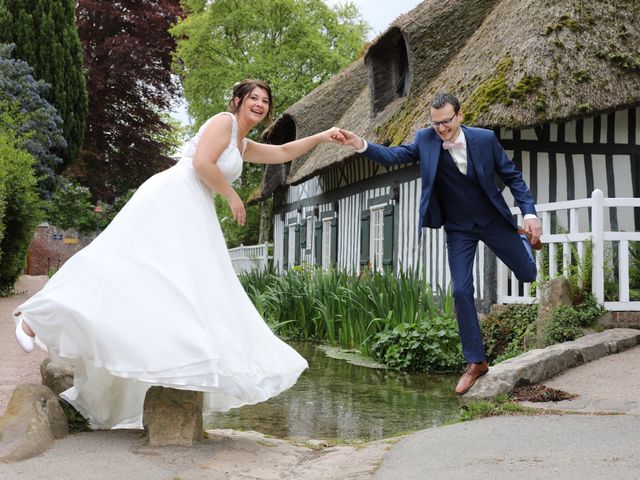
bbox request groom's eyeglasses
[429,113,457,129]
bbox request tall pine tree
[0,0,87,168]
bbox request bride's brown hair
[228,79,274,123]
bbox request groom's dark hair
[430,93,461,114]
[228,79,274,123]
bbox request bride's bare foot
[14,312,35,353]
[21,319,35,337]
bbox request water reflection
[205,342,461,441]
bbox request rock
[536,277,573,341]
[307,439,330,448]
[142,387,203,446]
[39,357,50,380]
[461,328,640,405]
[600,311,640,329]
[0,384,68,462]
[40,358,74,395]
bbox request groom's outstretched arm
[338,128,419,166]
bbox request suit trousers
[445,214,537,363]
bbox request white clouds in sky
[324,0,422,39]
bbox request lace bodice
[178,112,245,184]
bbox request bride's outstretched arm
[192,115,246,225]
[242,127,345,164]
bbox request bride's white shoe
[14,313,35,353]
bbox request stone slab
[460,328,640,405]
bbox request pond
[204,342,462,442]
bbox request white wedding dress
[13,112,307,429]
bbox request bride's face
[237,87,270,125]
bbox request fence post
[263,241,269,271]
[591,189,604,303]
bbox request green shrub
[572,291,606,327]
[369,315,463,373]
[481,304,538,365]
[542,305,583,344]
[541,291,606,346]
[0,127,42,292]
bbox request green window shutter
[283,226,289,269]
[300,219,307,249]
[360,210,370,266]
[314,220,322,266]
[382,205,395,266]
[330,217,338,265]
[294,224,301,265]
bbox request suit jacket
[363,125,536,233]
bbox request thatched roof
[257,0,640,198]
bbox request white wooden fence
[498,190,640,311]
[228,243,271,275]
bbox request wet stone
[142,386,203,446]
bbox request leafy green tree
[0,44,65,196]
[46,177,97,233]
[46,178,139,234]
[95,189,137,230]
[0,0,88,167]
[172,0,368,124]
[0,123,42,292]
[171,0,368,245]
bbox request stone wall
[599,311,640,330]
[26,225,96,276]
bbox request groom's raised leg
[483,216,537,283]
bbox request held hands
[322,127,365,150]
[325,127,346,144]
[337,128,365,150]
[226,191,246,226]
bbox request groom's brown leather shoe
[455,361,489,395]
[518,228,542,250]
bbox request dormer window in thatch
[266,113,296,146]
[365,27,410,115]
[262,114,297,193]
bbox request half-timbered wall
[500,108,639,234]
[272,108,640,307]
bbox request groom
[339,93,541,394]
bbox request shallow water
[204,342,461,441]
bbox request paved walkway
[1,276,639,479]
[373,347,640,480]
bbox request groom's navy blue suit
[363,125,537,362]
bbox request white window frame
[370,205,385,272]
[322,218,332,271]
[288,226,296,268]
[306,216,314,253]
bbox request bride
[13,79,345,429]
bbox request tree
[46,177,97,233]
[72,0,183,201]
[0,120,42,292]
[171,0,368,246]
[172,0,368,124]
[0,44,66,197]
[0,0,88,168]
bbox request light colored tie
[442,140,466,150]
